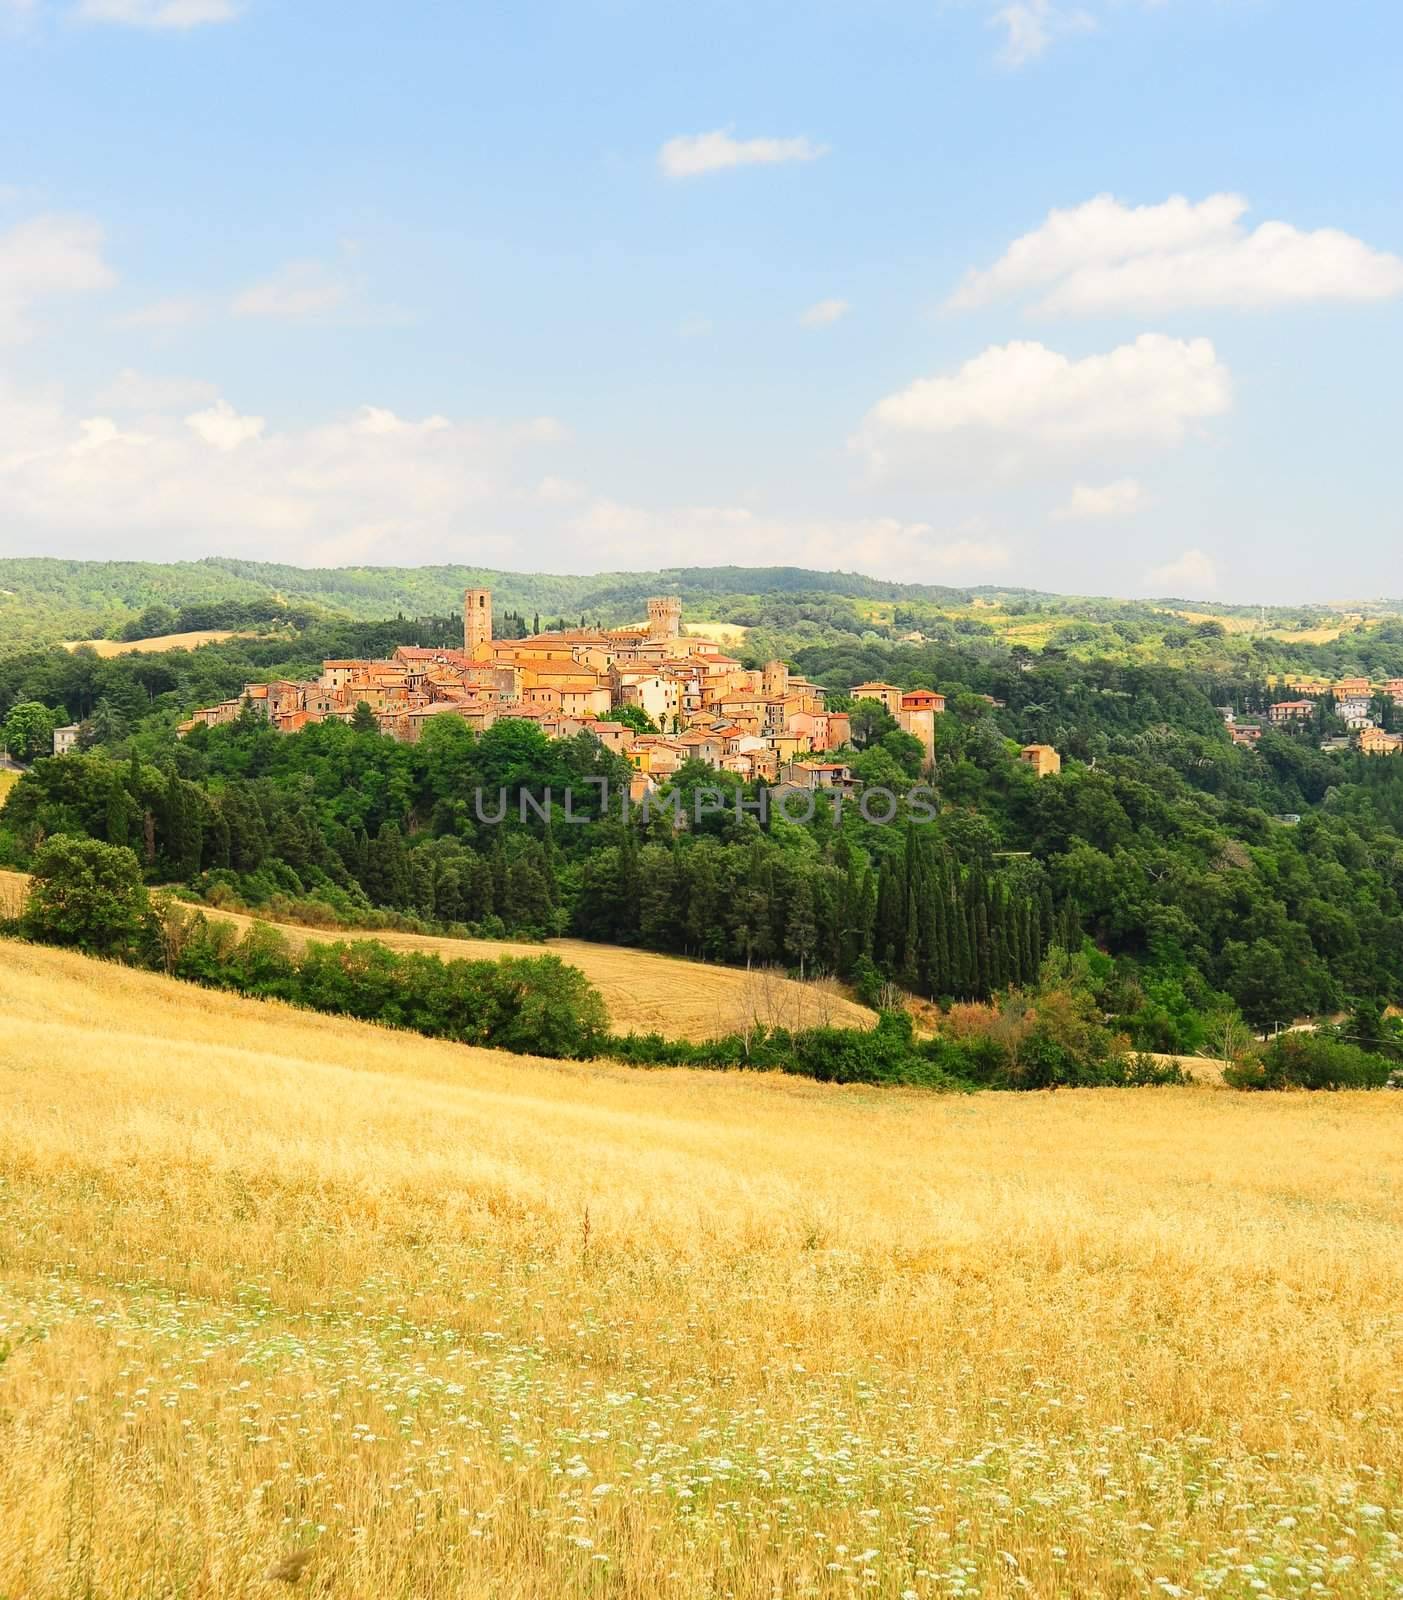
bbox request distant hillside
[0,555,1015,652]
[4,553,1402,661]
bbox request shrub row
[1225,1032,1399,1090]
[165,915,610,1060]
[605,1011,1186,1090]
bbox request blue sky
[1,0,1400,601]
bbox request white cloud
[658,128,828,179]
[855,334,1231,478]
[95,368,218,411]
[950,193,1403,315]
[73,416,152,453]
[232,260,349,320]
[76,0,240,27]
[535,475,587,505]
[185,398,264,451]
[0,213,114,342]
[992,0,1095,68]
[112,296,205,329]
[799,297,850,328]
[1144,548,1218,594]
[1052,478,1145,520]
[0,372,571,565]
[0,363,1014,579]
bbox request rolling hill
[0,870,873,1040]
[2,938,1400,1597]
[6,552,1402,661]
[0,555,994,653]
[180,900,876,1040]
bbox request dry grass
[0,767,18,808]
[684,621,748,643]
[1,942,1401,1599]
[0,863,25,917]
[61,629,244,656]
[1168,609,1385,647]
[0,868,870,1039]
[170,889,875,1040]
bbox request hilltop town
[169,590,946,789]
[38,586,1402,779]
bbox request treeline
[111,597,316,641]
[15,829,1399,1091]
[0,732,584,939]
[572,826,1058,999]
[10,833,606,1059]
[7,832,1191,1090]
[0,556,985,657]
[796,629,1403,726]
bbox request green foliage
[0,557,1001,657]
[1225,1032,1395,1090]
[3,700,57,762]
[23,834,151,957]
[162,914,609,1059]
[604,1002,1184,1091]
[598,704,657,735]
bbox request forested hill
[8,554,1403,662]
[0,556,994,651]
[6,554,1403,682]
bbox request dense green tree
[4,700,57,763]
[23,835,150,956]
[598,704,657,735]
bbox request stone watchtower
[464,588,492,652]
[763,659,790,698]
[646,596,682,642]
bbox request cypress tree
[951,879,973,998]
[1025,899,1043,983]
[875,855,904,972]
[988,883,1008,991]
[900,888,921,991]
[930,877,952,997]
[915,879,937,996]
[973,896,992,999]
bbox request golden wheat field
[2,943,1401,1598]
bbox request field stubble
[1,942,1401,1598]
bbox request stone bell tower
[646,596,682,642]
[763,659,790,698]
[464,588,492,652]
